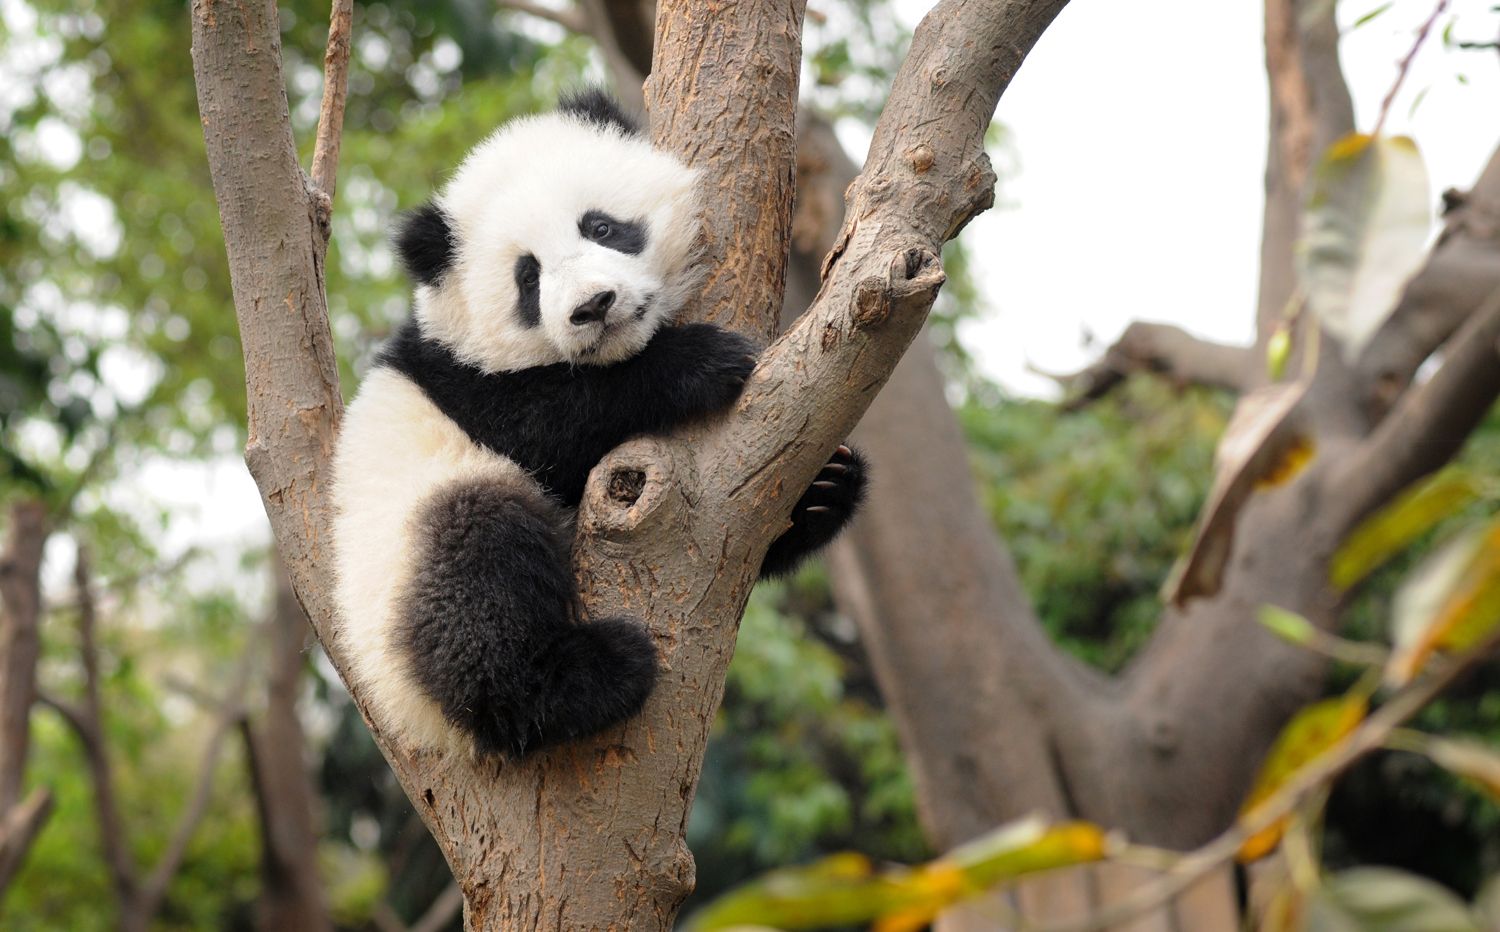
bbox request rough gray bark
[190,0,1068,928]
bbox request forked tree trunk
[190,0,1068,927]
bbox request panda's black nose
[570,290,616,326]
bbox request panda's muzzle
[570,290,616,326]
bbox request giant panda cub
[332,91,867,759]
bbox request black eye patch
[579,210,647,256]
[514,254,541,328]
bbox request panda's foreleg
[759,444,869,579]
[397,477,657,757]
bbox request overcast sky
[892,0,1500,395]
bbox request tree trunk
[0,500,47,816]
[0,500,51,898]
[247,563,333,932]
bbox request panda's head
[394,91,703,371]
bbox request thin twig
[1372,0,1451,136]
[496,0,588,34]
[309,0,355,205]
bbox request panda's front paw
[759,444,869,579]
[659,323,760,417]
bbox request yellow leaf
[1237,694,1368,861]
[683,817,1108,931]
[1387,519,1500,686]
[1331,467,1481,592]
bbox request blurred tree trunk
[244,562,333,932]
[0,500,52,897]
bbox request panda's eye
[521,267,540,287]
[590,220,612,240]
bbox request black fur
[394,202,456,286]
[580,209,647,256]
[760,446,868,578]
[558,88,639,135]
[397,479,657,757]
[514,254,542,327]
[378,317,759,506]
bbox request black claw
[821,463,848,475]
[836,444,852,457]
[812,480,838,490]
[805,505,833,514]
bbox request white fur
[332,368,533,752]
[418,112,703,372]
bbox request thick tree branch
[1058,322,1254,409]
[645,0,808,340]
[1335,285,1500,534]
[1354,143,1500,414]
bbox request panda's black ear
[558,88,640,136]
[394,201,455,287]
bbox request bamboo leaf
[1331,467,1481,592]
[1299,134,1431,363]
[1238,694,1367,862]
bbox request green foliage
[960,377,1229,670]
[689,579,926,908]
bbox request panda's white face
[404,107,703,372]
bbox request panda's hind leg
[397,477,657,758]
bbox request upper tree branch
[1354,143,1500,415]
[1335,284,1500,535]
[310,0,354,208]
[497,0,587,34]
[1058,322,1254,410]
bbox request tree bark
[0,499,50,899]
[191,0,1068,928]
